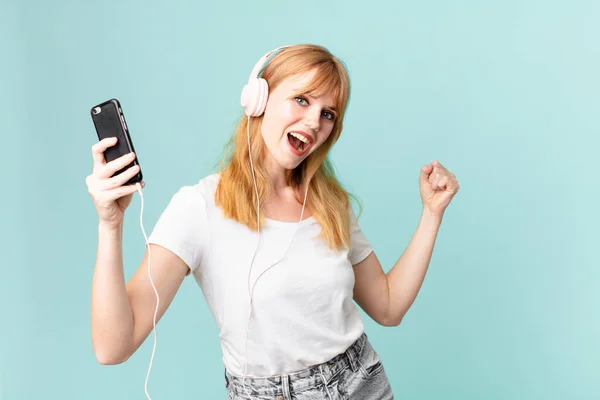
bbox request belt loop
[318,364,329,385]
[346,347,360,373]
[282,374,291,399]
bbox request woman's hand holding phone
[86,137,145,229]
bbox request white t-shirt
[147,173,373,377]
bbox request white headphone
[239,45,310,397]
[240,46,291,117]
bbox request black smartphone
[90,98,143,185]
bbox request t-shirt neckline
[264,216,317,227]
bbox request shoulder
[194,172,220,194]
[153,174,221,224]
[172,173,220,204]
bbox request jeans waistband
[225,332,367,397]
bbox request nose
[303,107,321,132]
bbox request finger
[446,179,459,193]
[92,137,118,167]
[100,164,140,190]
[428,172,438,185]
[100,152,137,179]
[432,160,444,169]
[437,176,448,190]
[420,165,434,184]
[105,182,141,201]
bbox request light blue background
[1,0,598,399]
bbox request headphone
[240,45,291,117]
[239,45,310,397]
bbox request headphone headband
[247,45,291,82]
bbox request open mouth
[287,132,311,155]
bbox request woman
[87,44,459,399]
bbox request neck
[263,155,295,194]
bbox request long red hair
[215,44,360,250]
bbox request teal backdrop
[1,0,598,399]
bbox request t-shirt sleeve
[348,206,373,265]
[147,186,209,275]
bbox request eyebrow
[309,94,337,112]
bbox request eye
[295,96,336,121]
[294,96,308,106]
[322,111,335,121]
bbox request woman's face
[260,69,338,172]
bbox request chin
[278,157,304,170]
[265,139,314,171]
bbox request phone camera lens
[92,107,101,115]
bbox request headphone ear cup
[241,77,269,117]
[254,78,269,116]
[240,78,257,116]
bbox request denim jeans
[225,333,394,399]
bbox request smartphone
[90,98,143,185]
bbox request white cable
[241,117,308,397]
[135,182,159,400]
[243,116,261,398]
